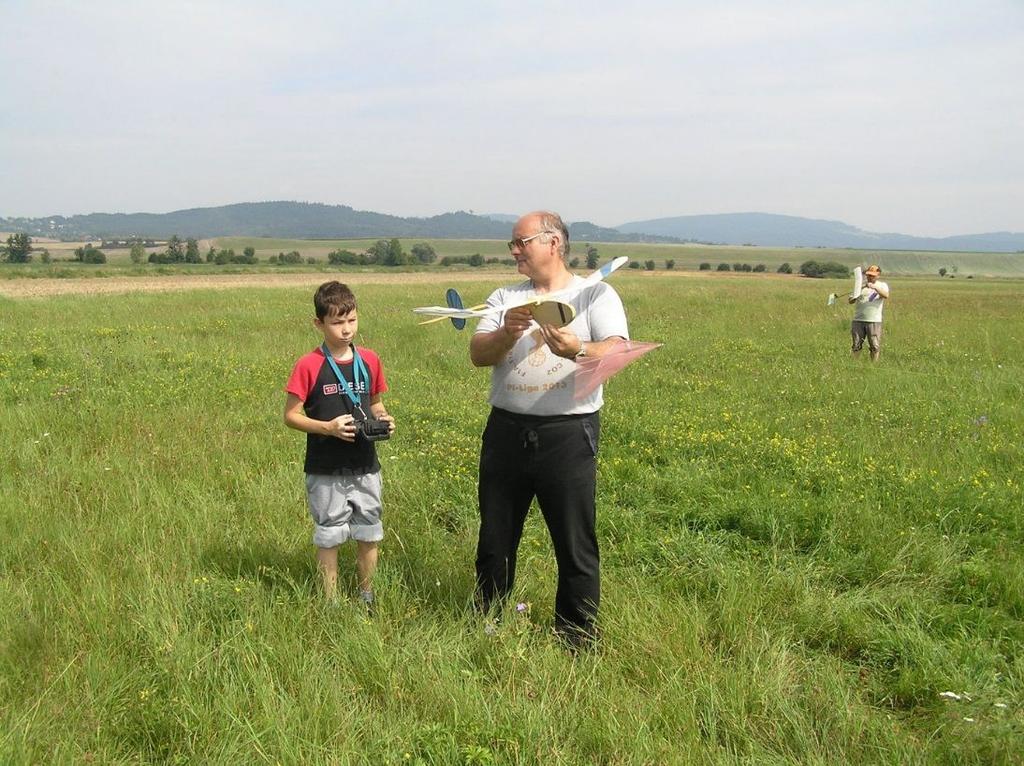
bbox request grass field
[2,274,1022,763]
[5,236,1024,277]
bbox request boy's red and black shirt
[286,346,388,474]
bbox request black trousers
[475,407,601,637]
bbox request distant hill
[1,202,512,241]
[4,203,1022,252]
[481,214,682,244]
[617,212,1024,253]
[0,202,678,244]
[568,221,682,245]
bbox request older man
[470,210,628,647]
[848,264,890,361]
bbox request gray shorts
[305,470,383,548]
[851,320,882,352]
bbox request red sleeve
[285,350,324,402]
[357,347,389,395]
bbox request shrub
[665,260,675,270]
[717,263,731,271]
[799,260,850,278]
[410,243,437,264]
[628,261,641,269]
[3,233,33,262]
[184,240,206,263]
[644,260,656,271]
[75,245,106,264]
[777,262,793,274]
[440,254,485,267]
[381,238,408,266]
[753,264,766,272]
[328,249,360,265]
[699,262,711,271]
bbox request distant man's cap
[865,264,881,275]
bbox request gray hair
[536,211,570,260]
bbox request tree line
[0,234,444,267]
[0,235,847,278]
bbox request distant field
[5,235,1023,277]
[1,276,1022,762]
[208,237,1024,277]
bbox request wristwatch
[574,341,587,360]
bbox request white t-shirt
[853,281,888,323]
[474,276,629,416]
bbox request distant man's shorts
[851,320,882,352]
[305,470,383,548]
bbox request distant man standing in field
[284,281,395,608]
[849,264,890,362]
[470,210,628,649]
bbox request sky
[2,0,1022,237]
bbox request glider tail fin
[445,288,468,331]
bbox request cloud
[1,0,1022,235]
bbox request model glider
[413,256,629,327]
[574,340,663,400]
[420,289,577,330]
[827,266,863,306]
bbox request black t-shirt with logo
[285,346,388,474]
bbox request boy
[284,281,395,607]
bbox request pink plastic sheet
[574,340,663,399]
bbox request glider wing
[851,266,863,299]
[412,256,630,321]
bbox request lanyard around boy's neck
[321,342,370,415]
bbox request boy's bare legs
[316,546,340,601]
[356,541,378,603]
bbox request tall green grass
[1,276,1022,763]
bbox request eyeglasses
[507,231,551,252]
